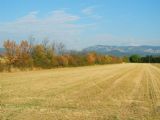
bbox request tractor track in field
[106,64,160,120]
[68,64,138,101]
[118,65,145,120]
[1,64,160,120]
[147,65,160,118]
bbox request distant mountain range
[0,48,4,54]
[1,45,160,56]
[83,45,160,56]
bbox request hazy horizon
[0,0,160,50]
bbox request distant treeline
[0,40,126,72]
[129,54,160,63]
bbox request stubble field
[0,63,160,120]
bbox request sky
[0,0,160,50]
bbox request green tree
[129,54,141,63]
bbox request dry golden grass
[153,64,160,68]
[0,63,160,120]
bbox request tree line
[129,54,160,63]
[0,40,125,72]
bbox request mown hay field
[0,64,160,120]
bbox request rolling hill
[83,45,160,56]
[0,48,5,54]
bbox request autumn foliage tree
[14,40,33,69]
[87,52,97,65]
[3,40,33,70]
[3,40,17,71]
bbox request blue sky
[0,0,160,49]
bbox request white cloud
[0,10,95,49]
[82,7,95,15]
[82,6,102,20]
[17,11,38,23]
